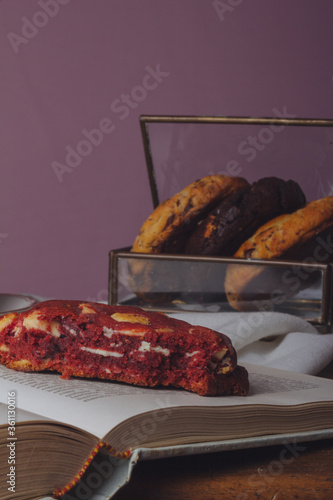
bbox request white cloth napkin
[169,311,333,375]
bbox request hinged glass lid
[140,115,333,207]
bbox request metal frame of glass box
[109,116,333,329]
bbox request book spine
[53,442,131,498]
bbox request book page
[0,363,332,439]
[0,365,194,438]
[0,401,51,427]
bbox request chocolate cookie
[185,177,306,256]
[225,197,333,311]
[129,175,249,304]
[131,175,250,255]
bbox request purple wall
[0,0,333,300]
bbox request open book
[1,362,333,500]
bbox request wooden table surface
[113,362,333,500]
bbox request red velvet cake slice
[0,300,249,396]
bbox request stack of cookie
[131,175,333,310]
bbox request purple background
[0,0,333,301]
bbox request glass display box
[109,116,333,328]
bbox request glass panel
[141,117,333,206]
[111,252,328,324]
